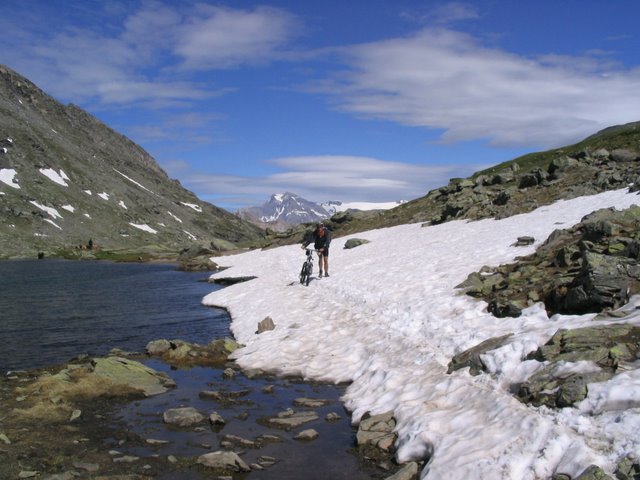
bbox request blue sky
[2,1,640,211]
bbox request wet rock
[146,338,241,367]
[325,412,341,421]
[145,339,171,355]
[356,411,396,452]
[197,451,251,472]
[209,412,225,425]
[222,367,236,379]
[91,357,175,396]
[162,407,205,427]
[293,397,332,408]
[294,428,319,441]
[221,434,256,448]
[266,410,319,429]
[384,462,419,480]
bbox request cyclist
[302,222,331,277]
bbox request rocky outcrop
[456,204,640,318]
[516,323,640,408]
[91,356,176,397]
[145,337,240,367]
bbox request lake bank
[0,260,399,479]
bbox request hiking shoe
[318,271,323,278]
[324,273,330,277]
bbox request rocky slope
[0,65,264,259]
[261,122,640,246]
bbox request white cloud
[174,5,299,69]
[0,3,298,106]
[178,155,474,209]
[327,28,640,148]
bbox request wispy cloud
[165,155,475,209]
[174,5,299,70]
[325,27,640,149]
[0,2,300,106]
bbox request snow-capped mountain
[237,192,329,227]
[237,192,404,229]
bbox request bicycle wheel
[304,263,312,286]
[300,263,310,285]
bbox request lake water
[0,259,229,372]
[0,260,384,479]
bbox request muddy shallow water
[114,360,381,479]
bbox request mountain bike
[299,248,315,286]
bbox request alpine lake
[0,259,394,479]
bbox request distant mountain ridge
[0,64,263,259]
[237,192,403,230]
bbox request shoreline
[0,345,402,479]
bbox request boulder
[257,316,275,333]
[163,407,204,427]
[610,148,639,163]
[91,357,175,396]
[356,411,396,452]
[197,451,251,472]
[384,462,419,480]
[344,238,371,249]
[447,334,513,375]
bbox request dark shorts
[317,247,329,257]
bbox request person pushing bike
[302,222,331,277]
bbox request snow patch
[181,202,202,212]
[39,168,69,187]
[0,169,20,189]
[84,190,92,196]
[167,211,183,223]
[113,168,156,195]
[83,213,92,219]
[29,201,63,219]
[118,200,127,209]
[43,218,62,230]
[183,230,197,241]
[204,188,640,480]
[98,192,109,200]
[61,205,75,213]
[129,223,157,234]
